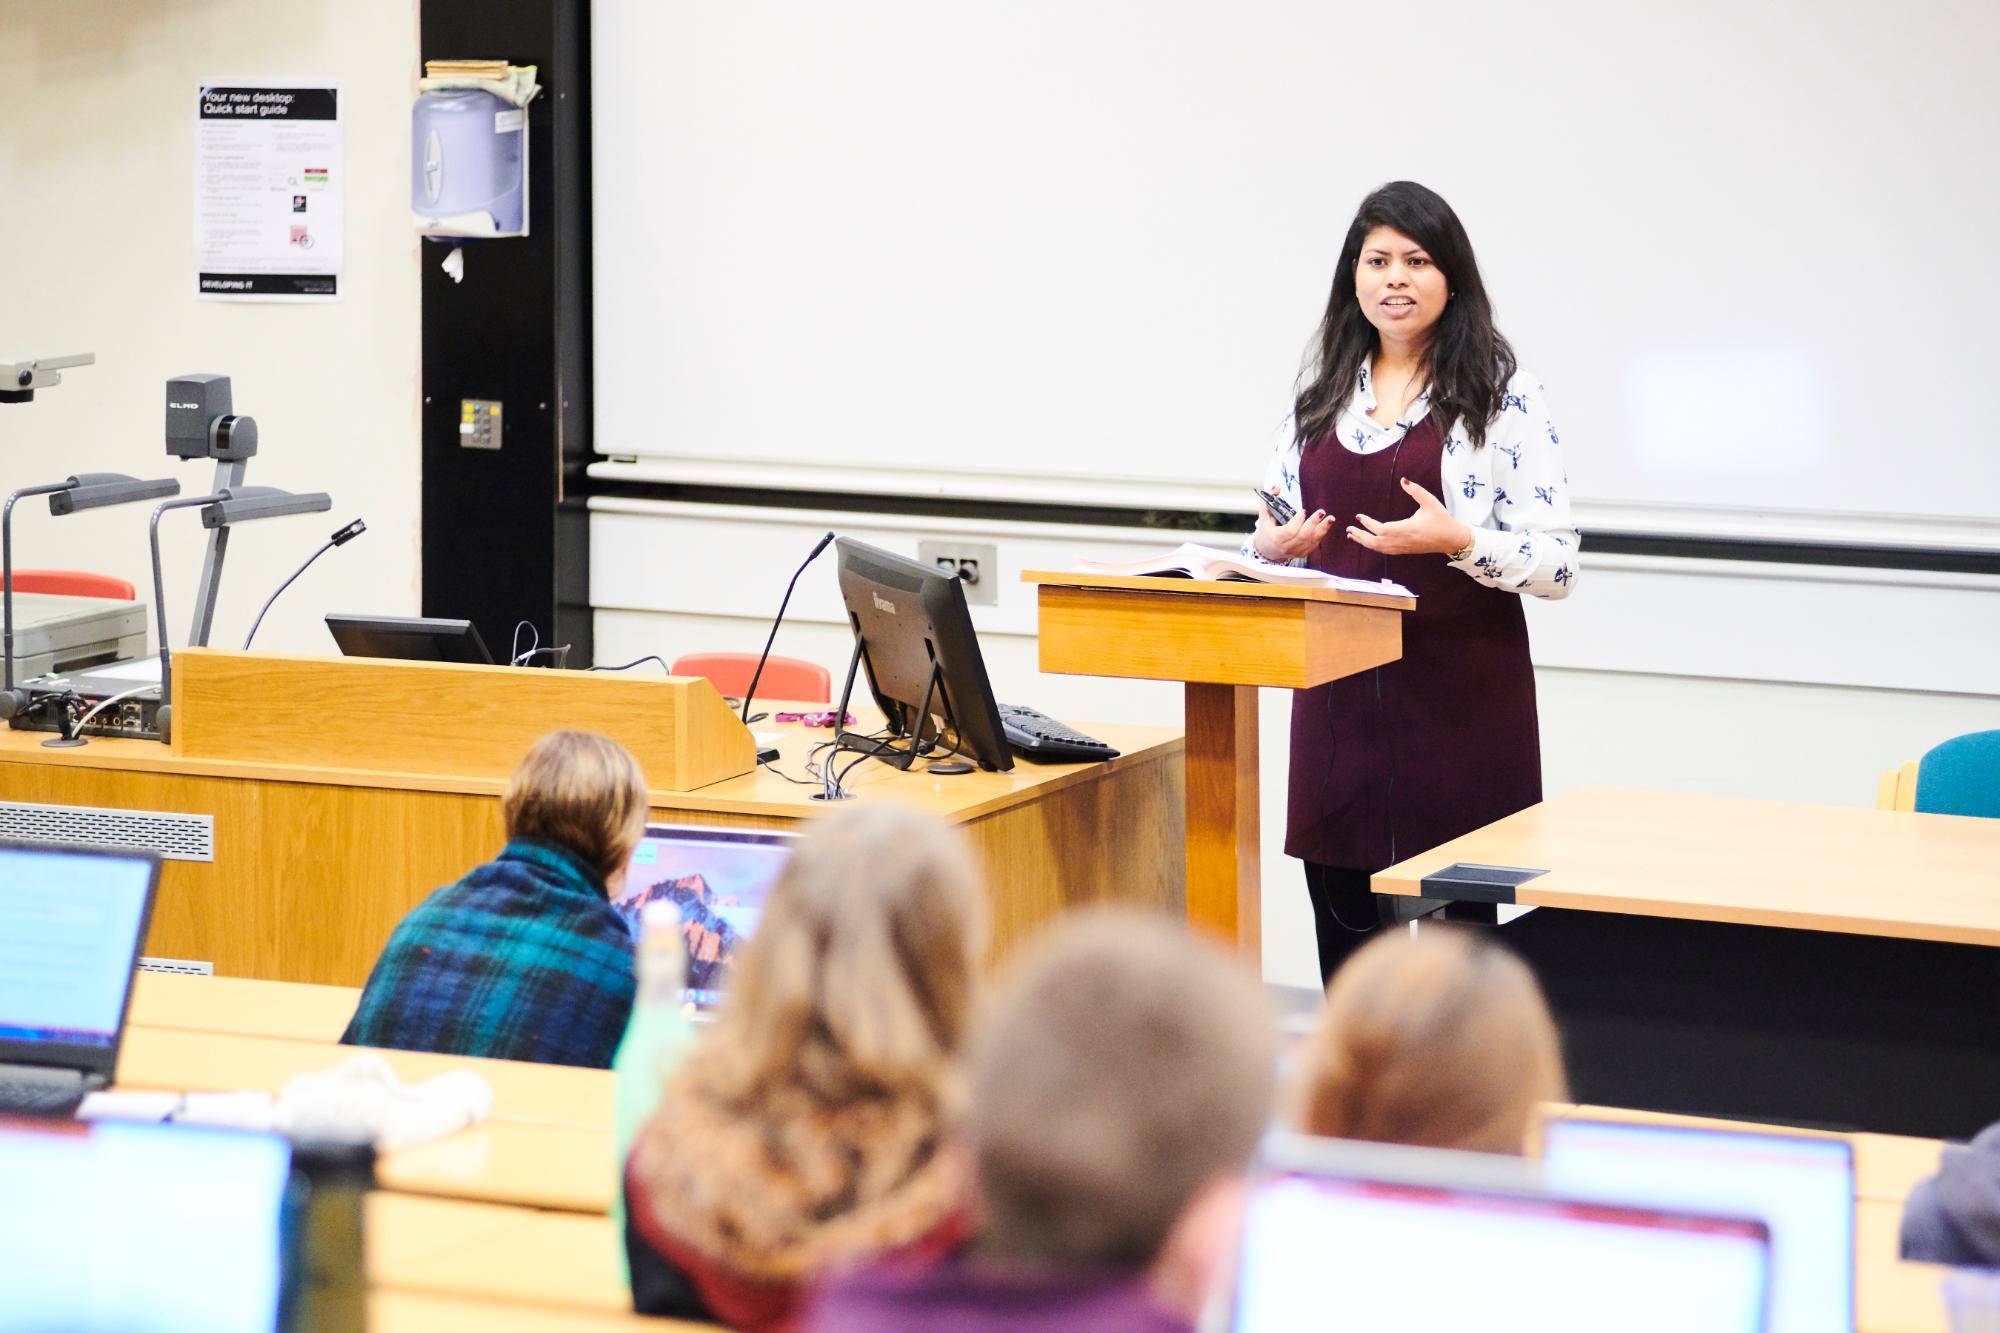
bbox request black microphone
[242,518,367,650]
[738,531,835,727]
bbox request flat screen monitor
[324,613,493,664]
[612,824,797,1009]
[1543,1117,1853,1333]
[831,537,1012,772]
[1228,1133,1772,1333]
[0,1118,299,1332]
[0,841,159,1079]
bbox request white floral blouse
[1244,363,1578,598]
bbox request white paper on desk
[1073,544,1413,599]
[753,730,785,747]
[176,1090,277,1130]
[275,1052,492,1150]
[77,1090,182,1123]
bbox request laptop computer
[1223,1131,1773,1332]
[611,824,797,1013]
[1543,1117,1854,1333]
[0,1117,323,1332]
[0,841,161,1116]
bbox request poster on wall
[194,84,343,301]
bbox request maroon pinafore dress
[1287,413,1542,873]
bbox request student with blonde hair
[624,802,985,1333]
[812,912,1279,1333]
[343,729,649,1068]
[1291,926,1566,1155]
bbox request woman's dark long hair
[1293,181,1516,451]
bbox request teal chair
[1914,730,2000,819]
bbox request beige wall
[0,0,421,655]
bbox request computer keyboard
[998,703,1120,762]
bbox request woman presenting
[1248,180,1577,984]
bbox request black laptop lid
[0,841,160,1080]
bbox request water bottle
[279,1134,374,1333]
[611,900,697,1282]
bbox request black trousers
[1303,861,1384,987]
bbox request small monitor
[0,842,160,1079]
[324,613,493,664]
[612,825,798,1009]
[1228,1133,1771,1333]
[1543,1117,1853,1333]
[832,537,1012,772]
[0,1118,302,1332]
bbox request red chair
[670,651,832,704]
[4,569,136,599]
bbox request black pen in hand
[1253,487,1298,526]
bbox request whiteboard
[592,1,2000,535]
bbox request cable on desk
[588,655,671,674]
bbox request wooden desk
[115,982,614,1208]
[370,1291,712,1332]
[372,1202,627,1314]
[1857,1133,1952,1206]
[369,1135,1952,1333]
[367,1196,719,1331]
[118,976,1958,1331]
[115,1027,613,1129]
[129,971,358,1042]
[366,1192,527,1277]
[1376,787,2000,945]
[0,701,1182,985]
[1378,788,2000,1138]
[1857,1200,1950,1333]
[377,1119,614,1213]
[112,1006,1950,1333]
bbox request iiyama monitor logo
[872,592,896,615]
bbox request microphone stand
[1,481,78,708]
[738,531,835,728]
[243,519,366,651]
[148,492,231,739]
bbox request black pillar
[419,0,592,665]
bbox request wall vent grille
[0,800,214,862]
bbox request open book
[1073,543,1414,599]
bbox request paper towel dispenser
[411,88,526,238]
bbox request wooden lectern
[1022,572,1413,957]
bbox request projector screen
[593,1,2000,536]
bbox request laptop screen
[1231,1170,1771,1332]
[613,825,796,1008]
[0,1118,294,1332]
[1543,1118,1853,1333]
[0,843,158,1057]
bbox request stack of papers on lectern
[1074,543,1414,599]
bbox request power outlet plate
[916,540,998,605]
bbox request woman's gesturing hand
[1253,491,1336,562]
[1347,478,1474,557]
